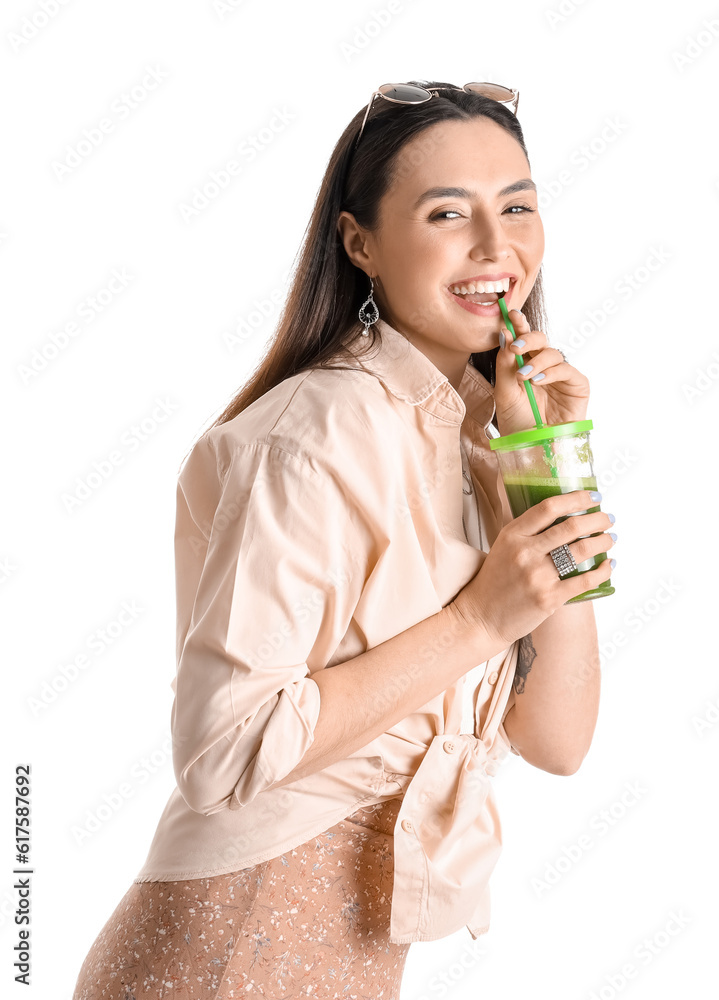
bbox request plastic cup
[489,419,614,604]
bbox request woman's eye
[431,205,536,221]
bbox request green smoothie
[501,473,614,603]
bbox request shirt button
[401,819,414,833]
[443,740,457,754]
[488,671,499,685]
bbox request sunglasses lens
[378,83,432,104]
[463,82,516,103]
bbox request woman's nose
[468,215,510,262]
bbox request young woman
[72,80,617,999]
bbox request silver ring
[558,349,568,363]
[550,543,578,578]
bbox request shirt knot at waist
[388,732,510,943]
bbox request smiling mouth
[448,276,515,306]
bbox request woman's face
[339,116,544,388]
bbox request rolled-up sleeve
[171,437,375,816]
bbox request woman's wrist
[441,600,509,665]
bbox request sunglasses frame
[354,81,520,150]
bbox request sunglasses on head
[354,81,520,150]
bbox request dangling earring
[358,275,380,336]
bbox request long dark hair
[197,80,547,450]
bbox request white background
[2,0,717,997]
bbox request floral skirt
[71,796,409,999]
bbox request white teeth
[450,277,511,295]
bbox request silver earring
[358,276,380,336]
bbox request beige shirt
[134,317,521,944]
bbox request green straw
[498,294,558,478]
[498,295,544,426]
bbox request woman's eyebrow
[412,179,537,208]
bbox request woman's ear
[337,211,375,275]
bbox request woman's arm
[275,489,611,789]
[273,602,507,789]
[276,596,601,791]
[502,600,600,775]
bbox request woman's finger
[565,529,617,566]
[513,489,604,539]
[514,348,570,383]
[503,307,530,334]
[540,509,616,552]
[506,329,548,355]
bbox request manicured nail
[530,372,546,382]
[499,331,505,349]
[607,512,615,523]
[517,364,533,375]
[589,490,602,501]
[512,338,526,349]
[609,532,617,542]
[610,559,616,569]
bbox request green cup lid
[489,419,593,451]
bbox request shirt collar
[346,318,497,430]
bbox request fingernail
[530,373,546,382]
[499,331,505,349]
[607,512,615,523]
[609,532,617,542]
[610,558,616,569]
[589,490,602,501]
[517,364,533,375]
[512,338,526,349]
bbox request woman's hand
[451,489,616,647]
[493,306,590,436]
